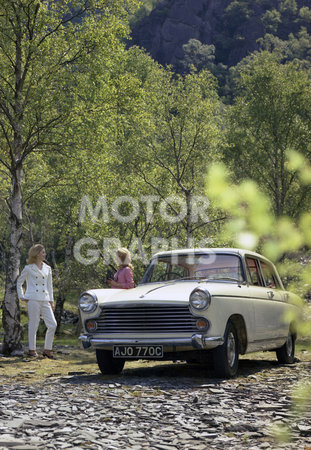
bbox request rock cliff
[130,0,311,69]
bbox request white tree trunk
[2,167,24,355]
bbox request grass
[0,344,173,384]
[0,345,96,383]
[0,337,310,385]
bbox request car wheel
[213,321,239,378]
[96,349,125,375]
[276,332,295,364]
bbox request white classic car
[78,248,299,378]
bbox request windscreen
[141,253,243,284]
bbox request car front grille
[92,305,198,333]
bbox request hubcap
[227,331,236,367]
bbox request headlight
[189,288,211,310]
[79,292,98,313]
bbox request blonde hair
[117,248,133,270]
[27,244,45,264]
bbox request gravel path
[0,357,310,449]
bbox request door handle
[267,290,274,299]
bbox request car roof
[152,248,268,261]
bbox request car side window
[260,261,280,289]
[246,257,263,286]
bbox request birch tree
[131,66,222,248]
[0,0,138,354]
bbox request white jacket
[17,263,54,302]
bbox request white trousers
[27,300,57,350]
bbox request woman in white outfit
[17,244,57,358]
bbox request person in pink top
[107,248,134,289]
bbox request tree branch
[38,1,90,47]
[191,216,227,232]
[135,168,182,219]
[23,177,62,204]
[146,139,181,186]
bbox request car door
[245,256,286,349]
[258,259,288,339]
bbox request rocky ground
[0,346,310,450]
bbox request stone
[0,435,29,447]
[10,349,25,357]
[6,418,26,428]
[67,371,87,376]
[0,356,311,450]
[297,424,311,435]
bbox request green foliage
[259,28,311,69]
[206,151,311,442]
[223,1,252,33]
[180,39,216,73]
[280,0,298,17]
[130,0,164,26]
[223,51,311,217]
[299,7,311,23]
[70,52,223,280]
[206,150,311,312]
[262,9,282,33]
[0,0,138,159]
[126,66,222,247]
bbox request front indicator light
[86,320,97,332]
[196,318,209,331]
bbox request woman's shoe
[27,350,38,357]
[42,350,54,359]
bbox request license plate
[113,345,163,358]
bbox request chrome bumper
[78,334,224,350]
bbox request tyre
[276,332,295,364]
[96,349,125,375]
[213,321,239,378]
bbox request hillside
[130,0,311,70]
